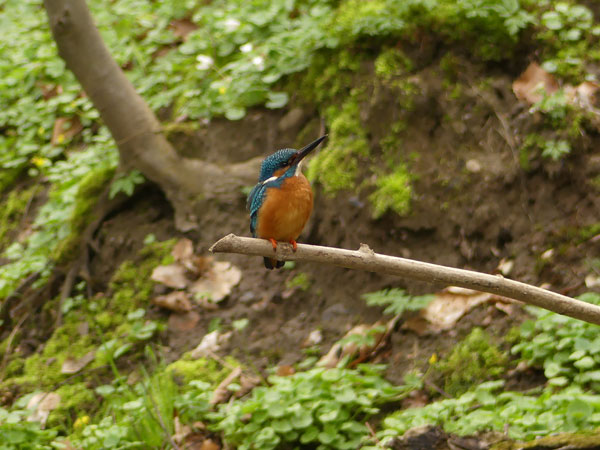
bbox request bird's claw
[269,238,278,251]
[289,240,298,252]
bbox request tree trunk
[43,0,260,230]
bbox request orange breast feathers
[256,174,314,242]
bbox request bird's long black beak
[294,135,327,163]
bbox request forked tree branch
[210,234,600,326]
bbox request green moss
[108,239,176,316]
[47,382,96,430]
[166,356,237,386]
[492,431,600,450]
[375,48,414,82]
[306,96,369,194]
[332,0,426,44]
[369,165,413,219]
[43,322,94,359]
[52,166,115,265]
[3,239,175,394]
[0,186,39,249]
[290,49,362,105]
[374,48,419,110]
[9,320,96,389]
[434,327,508,397]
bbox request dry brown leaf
[318,323,384,368]
[302,329,323,348]
[585,274,600,288]
[198,438,220,450]
[151,264,189,289]
[497,258,514,276]
[566,81,600,109]
[276,365,295,376]
[153,291,192,313]
[27,392,61,426]
[210,367,242,405]
[402,316,430,336]
[190,330,232,358]
[236,373,261,398]
[172,238,194,263]
[61,350,95,375]
[37,83,62,100]
[494,301,520,316]
[173,416,192,446]
[170,18,198,40]
[168,310,200,332]
[513,62,559,104]
[51,116,83,145]
[403,287,493,335]
[190,262,241,303]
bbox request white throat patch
[262,176,278,185]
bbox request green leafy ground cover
[2,0,600,448]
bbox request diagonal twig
[210,234,600,326]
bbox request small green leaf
[225,107,246,120]
[542,11,563,30]
[574,356,596,370]
[265,91,289,109]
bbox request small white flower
[251,55,265,71]
[223,18,240,32]
[240,43,253,53]
[195,54,214,71]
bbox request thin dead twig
[210,234,600,326]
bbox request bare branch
[210,234,600,326]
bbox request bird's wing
[247,179,280,236]
[247,183,266,237]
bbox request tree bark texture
[43,0,259,230]
[210,234,600,326]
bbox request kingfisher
[247,135,327,269]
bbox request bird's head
[258,135,327,182]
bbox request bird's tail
[264,257,285,270]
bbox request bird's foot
[268,238,278,251]
[289,240,298,252]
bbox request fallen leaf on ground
[200,439,220,450]
[173,416,192,446]
[51,116,83,145]
[276,365,295,376]
[27,392,61,426]
[210,367,242,405]
[37,82,62,100]
[190,262,241,303]
[302,329,323,347]
[168,310,200,332]
[318,323,385,368]
[151,264,189,289]
[497,258,514,276]
[61,351,96,375]
[153,291,192,312]
[172,238,194,263]
[190,330,232,358]
[512,62,559,104]
[566,81,600,110]
[170,18,198,40]
[236,373,261,398]
[513,63,600,113]
[585,274,600,288]
[403,287,494,335]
